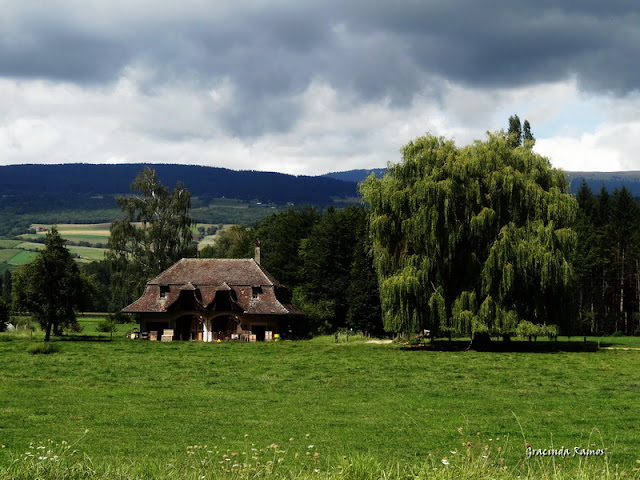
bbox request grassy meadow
[0,321,639,479]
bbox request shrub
[67,321,84,333]
[96,316,118,339]
[28,342,61,354]
[96,317,117,332]
[111,311,130,324]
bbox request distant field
[16,241,45,251]
[1,222,235,269]
[69,245,109,262]
[197,224,233,249]
[0,240,21,248]
[27,223,220,248]
[0,249,21,263]
[25,223,112,246]
[7,250,38,265]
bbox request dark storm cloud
[2,1,638,136]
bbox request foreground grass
[0,332,638,478]
[1,437,634,480]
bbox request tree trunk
[470,332,492,350]
[619,248,624,334]
[44,320,52,342]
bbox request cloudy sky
[1,1,639,176]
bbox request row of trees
[574,183,640,335]
[198,206,384,335]
[6,117,640,340]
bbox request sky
[1,1,639,176]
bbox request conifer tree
[573,181,601,333]
[508,115,522,147]
[523,120,534,144]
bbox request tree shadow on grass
[56,335,114,342]
[402,340,601,353]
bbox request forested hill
[322,169,640,197]
[0,164,357,204]
[322,168,386,183]
[4,164,640,207]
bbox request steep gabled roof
[147,258,281,287]
[123,258,301,315]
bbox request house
[122,250,303,342]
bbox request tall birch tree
[107,167,195,309]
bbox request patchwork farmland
[0,223,229,273]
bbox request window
[160,285,170,298]
[252,286,262,299]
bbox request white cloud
[1,66,640,177]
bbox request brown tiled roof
[148,258,282,286]
[123,258,301,315]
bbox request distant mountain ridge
[0,164,358,204]
[321,168,386,183]
[322,169,640,197]
[2,164,640,209]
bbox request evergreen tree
[523,120,534,144]
[0,297,8,332]
[360,133,577,340]
[508,114,522,147]
[251,207,320,286]
[608,187,640,334]
[300,206,366,329]
[2,270,11,302]
[346,225,383,335]
[595,187,616,331]
[12,227,89,341]
[573,181,601,333]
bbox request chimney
[254,239,261,264]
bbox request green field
[198,224,234,249]
[0,240,21,248]
[0,249,21,263]
[1,222,235,271]
[0,327,638,479]
[67,245,109,262]
[23,224,112,246]
[6,250,38,265]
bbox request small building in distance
[123,253,303,341]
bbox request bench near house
[122,250,303,341]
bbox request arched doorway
[175,315,204,341]
[210,315,241,340]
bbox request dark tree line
[200,206,384,336]
[573,182,640,335]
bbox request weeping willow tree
[360,133,577,339]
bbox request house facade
[122,257,303,341]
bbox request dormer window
[160,285,170,298]
[252,286,262,299]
